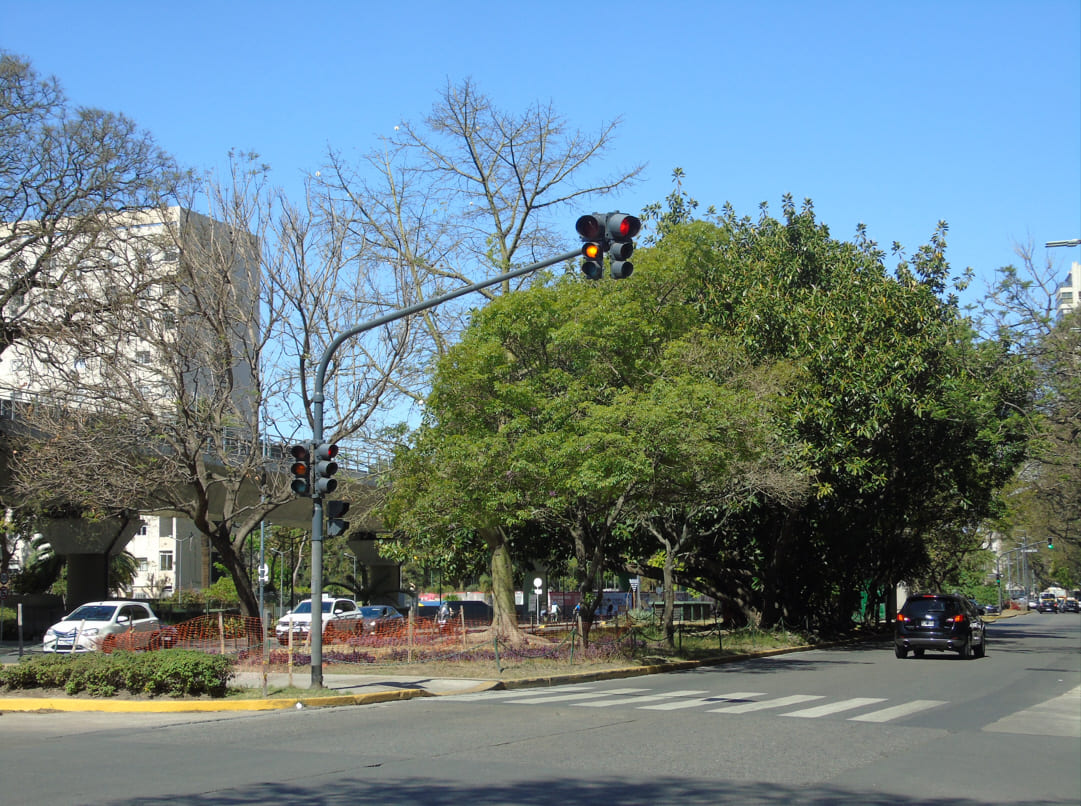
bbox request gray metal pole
[308,249,580,687]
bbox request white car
[43,600,162,653]
[275,596,364,644]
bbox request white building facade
[1055,261,1080,315]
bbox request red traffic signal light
[606,213,640,279]
[313,442,340,495]
[606,213,641,241]
[290,444,311,496]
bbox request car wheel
[913,648,925,658]
[894,645,908,659]
[959,639,973,659]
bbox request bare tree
[315,81,642,639]
[317,77,644,409]
[0,52,181,577]
[11,151,421,617]
[0,51,182,360]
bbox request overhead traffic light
[576,213,606,279]
[1047,537,1054,549]
[575,212,640,280]
[327,500,351,538]
[606,213,641,279]
[289,444,311,496]
[312,442,339,496]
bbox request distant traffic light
[606,213,641,279]
[312,443,339,496]
[289,444,311,497]
[327,500,351,538]
[576,213,606,279]
[1048,537,1054,549]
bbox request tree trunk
[480,527,529,646]
[207,525,260,618]
[662,538,676,648]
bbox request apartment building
[1055,261,1080,315]
[1,206,261,598]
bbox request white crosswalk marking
[640,691,766,711]
[782,697,887,718]
[982,686,1081,737]
[449,685,954,724]
[849,699,947,723]
[447,685,598,702]
[503,687,648,704]
[708,694,824,713]
[573,689,711,707]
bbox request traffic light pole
[307,248,579,687]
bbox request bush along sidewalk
[0,650,235,698]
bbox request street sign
[0,585,9,599]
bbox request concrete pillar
[65,553,110,608]
[35,516,143,607]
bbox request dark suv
[894,593,986,660]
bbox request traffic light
[1048,537,1054,549]
[606,213,641,279]
[327,500,351,538]
[289,444,311,496]
[576,213,606,280]
[312,442,339,495]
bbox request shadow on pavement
[98,772,1026,806]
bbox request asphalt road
[1,612,1078,806]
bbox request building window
[137,557,148,572]
[159,551,174,571]
[137,521,149,536]
[159,517,174,537]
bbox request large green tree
[384,193,1033,636]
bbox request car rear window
[902,598,962,619]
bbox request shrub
[0,650,235,698]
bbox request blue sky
[5,0,1080,305]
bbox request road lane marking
[782,697,887,718]
[708,694,824,713]
[849,699,947,723]
[640,691,766,711]
[503,687,649,704]
[573,689,711,707]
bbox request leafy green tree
[665,198,1032,625]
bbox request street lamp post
[343,551,357,595]
[269,548,285,617]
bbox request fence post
[218,611,226,655]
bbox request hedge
[0,650,235,697]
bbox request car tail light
[896,614,910,623]
[947,613,966,625]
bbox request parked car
[894,593,987,660]
[982,603,1000,615]
[43,600,162,654]
[358,605,404,634]
[275,596,364,644]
